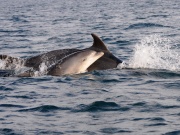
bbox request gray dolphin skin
[47,50,104,76]
[0,33,122,76]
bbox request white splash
[34,62,48,77]
[0,58,24,70]
[121,35,180,71]
[0,60,6,69]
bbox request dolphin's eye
[83,58,86,62]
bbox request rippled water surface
[0,0,180,134]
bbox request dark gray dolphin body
[0,33,122,76]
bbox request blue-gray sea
[0,0,180,134]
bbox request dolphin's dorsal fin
[91,33,109,52]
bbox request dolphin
[18,50,104,77]
[0,33,122,76]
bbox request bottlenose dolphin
[18,50,104,77]
[0,33,122,76]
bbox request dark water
[0,0,180,134]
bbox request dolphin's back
[25,48,80,70]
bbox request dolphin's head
[78,50,104,73]
[87,51,122,71]
[87,33,122,71]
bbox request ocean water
[0,0,180,134]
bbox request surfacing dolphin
[0,33,122,77]
[19,50,104,77]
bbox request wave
[100,128,132,134]
[11,15,29,23]
[163,130,180,135]
[133,117,165,122]
[74,101,130,112]
[18,105,70,112]
[0,128,23,135]
[0,70,15,77]
[0,29,29,33]
[135,103,180,112]
[0,104,25,108]
[0,85,13,91]
[122,69,180,79]
[125,23,171,30]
